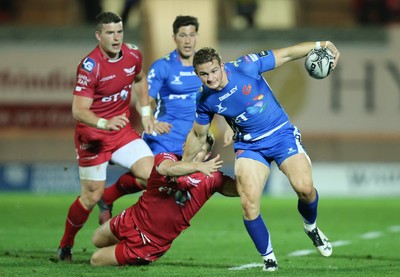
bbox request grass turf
[0,193,399,276]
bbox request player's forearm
[164,161,203,177]
[274,41,329,67]
[133,76,150,107]
[182,129,206,162]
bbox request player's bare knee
[90,252,101,266]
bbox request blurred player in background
[57,11,154,261]
[143,15,201,155]
[90,132,238,266]
[97,15,233,225]
[183,42,340,271]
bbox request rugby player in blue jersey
[183,42,340,271]
[142,15,201,155]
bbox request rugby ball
[305,48,334,79]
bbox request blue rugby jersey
[195,50,290,144]
[143,50,202,154]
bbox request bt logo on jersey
[102,88,129,102]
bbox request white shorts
[79,139,153,181]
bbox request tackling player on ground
[57,11,154,261]
[97,15,233,225]
[183,42,340,271]
[90,132,238,266]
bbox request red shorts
[75,125,141,167]
[110,210,172,265]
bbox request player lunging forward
[183,42,340,271]
[90,133,238,266]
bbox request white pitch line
[228,262,263,270]
[388,225,400,232]
[360,231,383,239]
[229,226,398,271]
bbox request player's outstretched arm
[157,154,222,178]
[272,41,340,69]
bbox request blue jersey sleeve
[147,59,169,99]
[239,50,276,77]
[194,88,214,126]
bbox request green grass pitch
[0,193,399,276]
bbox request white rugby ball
[304,48,334,79]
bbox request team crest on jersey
[82,57,96,72]
[124,65,136,76]
[242,84,252,95]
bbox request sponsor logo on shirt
[179,71,196,76]
[218,85,238,101]
[82,57,96,72]
[247,54,259,62]
[100,75,116,82]
[77,74,91,86]
[257,50,269,57]
[169,94,191,100]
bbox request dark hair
[173,15,199,34]
[95,12,122,31]
[205,132,215,152]
[193,47,222,70]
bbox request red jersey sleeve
[175,171,225,191]
[73,56,98,99]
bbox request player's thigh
[279,153,313,193]
[235,157,270,199]
[112,139,154,178]
[93,219,119,248]
[90,245,118,266]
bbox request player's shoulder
[124,43,140,51]
[155,152,178,165]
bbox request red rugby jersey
[130,152,226,245]
[73,43,143,126]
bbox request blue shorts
[234,124,306,167]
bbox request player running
[183,43,340,271]
[57,11,154,261]
[90,132,238,266]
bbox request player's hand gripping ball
[305,47,335,79]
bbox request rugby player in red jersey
[90,132,238,266]
[57,11,154,261]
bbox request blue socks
[298,189,319,225]
[244,214,273,256]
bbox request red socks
[59,197,91,248]
[102,172,145,205]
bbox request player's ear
[95,31,101,42]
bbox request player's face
[174,25,197,60]
[196,59,227,91]
[193,144,210,162]
[96,22,124,60]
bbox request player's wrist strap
[141,105,151,117]
[315,41,321,50]
[97,118,108,130]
